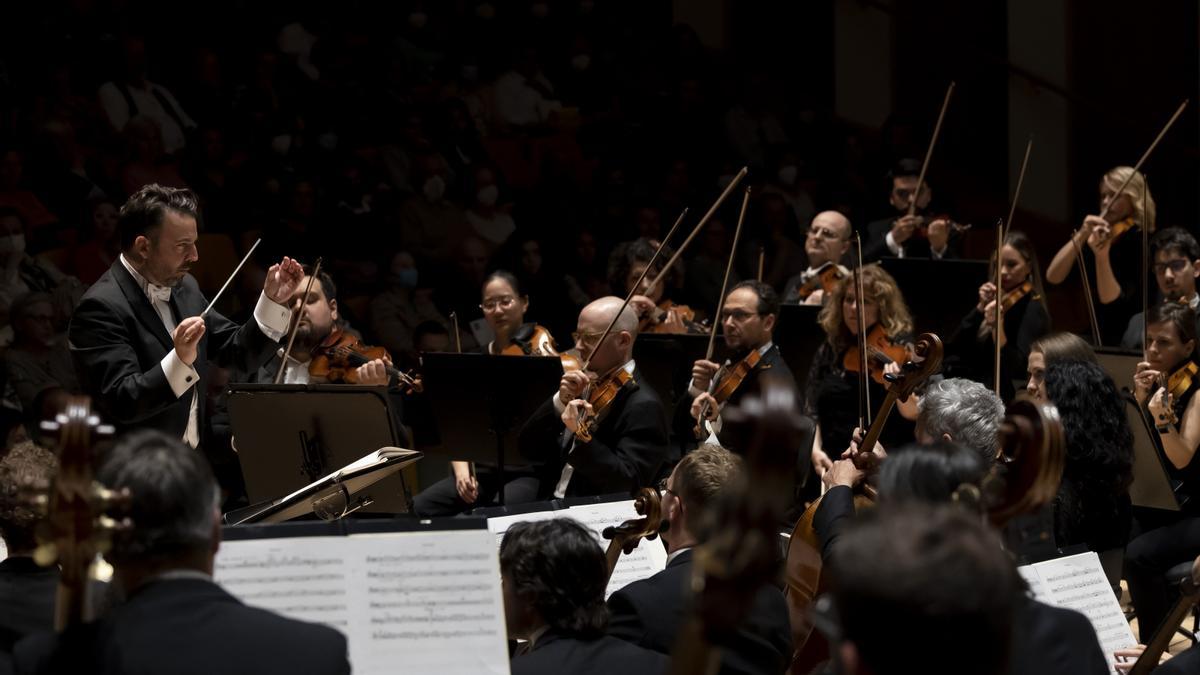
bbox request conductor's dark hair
[876,441,990,509]
[98,430,219,565]
[831,504,1019,675]
[499,519,609,638]
[729,280,780,318]
[118,184,200,251]
[1152,226,1200,262]
[301,264,338,303]
[483,269,524,298]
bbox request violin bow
[1142,174,1150,350]
[907,81,955,218]
[1098,100,1187,222]
[695,187,752,432]
[450,311,462,354]
[854,238,871,429]
[994,137,1033,397]
[756,246,765,283]
[273,257,322,384]
[641,167,749,299]
[201,238,261,318]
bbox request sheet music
[1019,552,1136,674]
[486,500,668,599]
[216,529,509,675]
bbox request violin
[791,263,845,303]
[1094,216,1137,248]
[911,213,972,239]
[499,323,558,356]
[693,349,762,439]
[602,487,663,583]
[310,327,422,391]
[639,299,701,334]
[1000,279,1035,312]
[842,324,909,386]
[1157,360,1198,426]
[560,349,637,443]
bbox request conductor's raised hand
[172,316,206,366]
[264,257,305,305]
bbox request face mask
[423,175,446,202]
[570,54,591,71]
[392,268,419,288]
[409,12,428,29]
[476,184,499,207]
[777,164,798,187]
[0,233,25,255]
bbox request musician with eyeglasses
[676,281,797,454]
[1120,227,1200,350]
[782,211,852,306]
[861,158,959,264]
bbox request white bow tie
[144,283,172,304]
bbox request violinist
[609,237,698,334]
[412,271,553,516]
[606,444,791,675]
[803,264,916,476]
[1045,166,1155,345]
[1121,227,1200,349]
[479,270,557,356]
[266,268,391,386]
[675,281,796,452]
[947,230,1049,401]
[782,211,852,306]
[861,158,958,263]
[517,296,668,498]
[1126,319,1200,645]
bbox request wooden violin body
[640,300,701,334]
[693,349,762,439]
[560,350,637,443]
[842,325,908,386]
[310,328,421,390]
[999,280,1035,313]
[793,263,845,302]
[499,324,558,356]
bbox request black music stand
[1095,348,1185,512]
[633,333,730,409]
[227,384,412,513]
[418,352,564,504]
[880,258,989,338]
[774,304,826,389]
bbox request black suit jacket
[862,216,959,264]
[518,367,668,498]
[607,549,791,675]
[672,343,797,453]
[13,578,349,675]
[0,558,57,656]
[68,260,279,440]
[512,631,668,675]
[1009,597,1108,675]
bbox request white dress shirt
[119,254,290,447]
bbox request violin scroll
[602,487,663,582]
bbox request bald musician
[782,211,852,305]
[517,297,669,498]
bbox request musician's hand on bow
[1134,361,1159,404]
[803,289,824,306]
[823,458,865,490]
[977,281,997,313]
[690,392,720,424]
[355,358,390,386]
[1083,215,1113,256]
[891,215,922,245]
[691,359,721,393]
[661,308,687,333]
[452,462,479,504]
[927,217,950,253]
[629,295,657,321]
[1148,388,1171,427]
[173,316,206,366]
[264,257,305,305]
[562,399,594,434]
[558,369,592,407]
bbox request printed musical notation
[1018,552,1136,674]
[215,529,510,675]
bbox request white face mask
[0,233,25,255]
[777,164,798,187]
[476,184,499,207]
[423,175,447,202]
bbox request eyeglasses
[1154,259,1192,275]
[656,477,676,497]
[481,296,517,311]
[720,309,760,322]
[806,227,845,241]
[571,330,606,344]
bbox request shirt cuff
[160,350,199,398]
[687,379,704,399]
[885,230,903,257]
[254,292,292,341]
[552,392,567,415]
